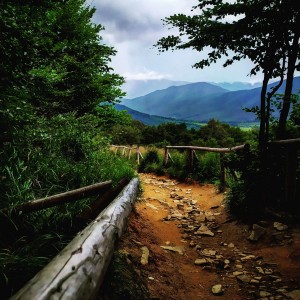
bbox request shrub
[165,151,189,181]
[138,149,161,173]
[193,152,220,182]
[0,113,135,296]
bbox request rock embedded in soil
[248,224,266,241]
[259,290,272,297]
[141,246,150,265]
[240,255,256,262]
[286,290,300,300]
[194,258,211,266]
[273,222,288,231]
[202,248,217,257]
[160,245,184,255]
[195,224,215,237]
[211,284,224,295]
[236,274,251,283]
[195,213,206,222]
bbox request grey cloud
[91,3,163,43]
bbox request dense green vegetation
[0,1,134,297]
[108,118,251,147]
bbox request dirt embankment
[100,173,300,300]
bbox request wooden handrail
[6,181,112,214]
[165,144,247,153]
[111,145,138,150]
[10,178,139,300]
[269,138,300,145]
[110,145,143,164]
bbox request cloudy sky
[88,0,263,83]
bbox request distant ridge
[122,79,189,98]
[121,76,300,122]
[211,81,261,91]
[121,82,229,119]
[114,104,203,128]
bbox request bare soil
[111,173,300,300]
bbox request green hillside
[115,104,204,129]
[122,77,300,122]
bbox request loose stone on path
[248,224,266,241]
[140,246,150,265]
[160,245,184,255]
[211,284,224,296]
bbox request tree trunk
[266,58,285,142]
[259,72,270,150]
[277,31,300,139]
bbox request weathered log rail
[3,181,112,216]
[110,145,144,164]
[164,144,249,191]
[10,177,139,300]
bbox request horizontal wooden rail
[165,144,247,153]
[111,145,138,150]
[10,177,139,300]
[7,181,112,215]
[110,145,143,164]
[77,178,130,222]
[269,138,300,145]
[164,144,248,191]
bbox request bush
[0,113,135,296]
[138,149,162,173]
[0,114,134,210]
[164,151,187,181]
[193,152,220,182]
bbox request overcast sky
[88,0,264,83]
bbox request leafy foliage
[0,1,134,296]
[108,119,250,148]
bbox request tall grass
[139,148,221,184]
[0,113,135,297]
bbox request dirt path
[116,173,300,300]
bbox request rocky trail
[101,173,300,300]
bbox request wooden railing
[4,181,112,215]
[8,178,140,300]
[110,145,143,164]
[164,144,249,191]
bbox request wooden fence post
[284,145,297,209]
[164,147,169,166]
[193,150,199,161]
[220,153,226,192]
[188,149,194,173]
[137,146,140,165]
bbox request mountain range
[119,76,300,123]
[115,104,203,128]
[122,79,189,98]
[122,79,263,99]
